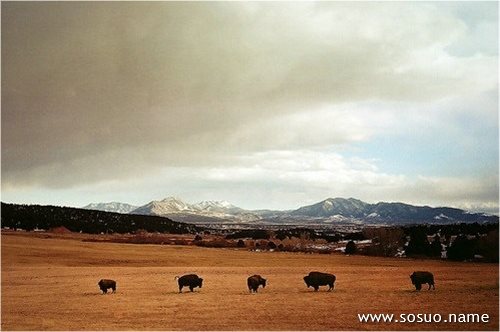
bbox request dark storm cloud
[1,0,497,216]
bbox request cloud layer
[2,2,498,212]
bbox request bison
[303,271,336,291]
[410,271,435,291]
[98,279,116,294]
[247,275,266,293]
[175,274,203,293]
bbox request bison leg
[189,286,194,292]
[179,285,183,293]
[328,283,334,291]
[415,283,422,291]
[314,286,319,291]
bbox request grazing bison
[247,275,266,293]
[410,271,435,291]
[304,271,336,291]
[175,274,203,293]
[98,279,116,294]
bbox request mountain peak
[325,197,364,203]
[160,196,185,203]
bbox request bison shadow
[168,290,202,295]
[242,291,268,296]
[83,291,111,296]
[298,289,342,294]
[400,289,437,294]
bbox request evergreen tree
[429,235,442,257]
[405,228,430,257]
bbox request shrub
[447,235,476,261]
[345,240,356,254]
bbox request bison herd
[98,271,435,294]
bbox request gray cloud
[1,2,497,211]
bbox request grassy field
[1,232,498,330]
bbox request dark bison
[175,274,203,293]
[303,271,336,291]
[247,275,266,293]
[410,271,435,291]
[98,279,116,294]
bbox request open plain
[1,232,498,331]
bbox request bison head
[410,273,416,285]
[261,278,266,288]
[198,278,203,288]
[303,276,311,287]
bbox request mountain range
[83,197,498,225]
[83,202,138,214]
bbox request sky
[1,1,498,214]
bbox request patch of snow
[434,213,452,220]
[395,249,406,257]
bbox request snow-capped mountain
[129,197,260,222]
[82,202,138,214]
[83,196,498,225]
[291,198,370,218]
[287,198,497,224]
[192,200,236,212]
[131,197,192,216]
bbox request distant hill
[82,196,498,225]
[287,197,498,224]
[1,202,203,234]
[291,197,369,218]
[82,202,138,214]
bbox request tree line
[1,203,202,235]
[343,224,498,262]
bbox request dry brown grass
[2,232,498,330]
